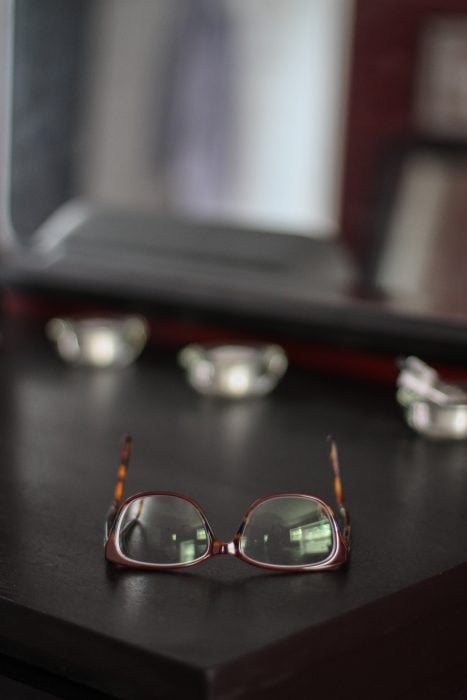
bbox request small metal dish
[402,399,467,440]
[178,343,288,398]
[46,315,149,368]
[397,356,467,439]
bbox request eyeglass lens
[119,495,210,564]
[118,494,334,568]
[239,496,334,567]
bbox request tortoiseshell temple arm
[328,438,351,547]
[105,435,132,541]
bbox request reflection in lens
[239,496,334,566]
[119,495,209,564]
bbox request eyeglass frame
[104,437,351,572]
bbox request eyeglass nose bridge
[211,540,236,556]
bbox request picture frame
[367,138,467,320]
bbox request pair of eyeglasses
[104,437,351,572]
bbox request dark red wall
[342,0,467,256]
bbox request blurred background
[2,0,467,358]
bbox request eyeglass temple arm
[105,435,132,541]
[328,437,351,546]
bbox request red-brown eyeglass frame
[104,437,351,572]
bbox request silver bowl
[397,356,467,439]
[46,315,149,368]
[399,392,467,440]
[178,343,288,398]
